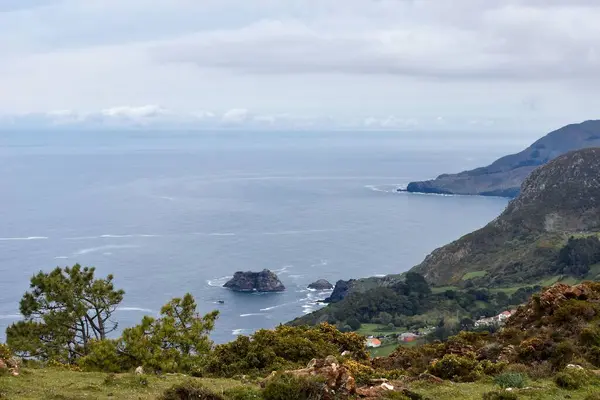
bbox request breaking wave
[0,236,48,241]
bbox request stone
[135,366,144,375]
[566,364,584,370]
[262,356,355,398]
[308,279,334,290]
[323,279,356,303]
[223,269,285,292]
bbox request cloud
[1,0,600,130]
[222,108,249,123]
[153,2,600,81]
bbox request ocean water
[0,130,523,343]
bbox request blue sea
[0,130,527,343]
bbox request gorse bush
[207,323,367,377]
[262,373,326,400]
[428,354,483,382]
[482,392,518,400]
[0,343,12,360]
[160,380,224,400]
[554,368,589,389]
[222,386,263,400]
[493,372,527,389]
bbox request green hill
[413,147,600,287]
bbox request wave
[260,300,300,311]
[100,234,159,238]
[232,328,252,335]
[74,244,139,255]
[207,276,232,287]
[0,314,21,320]
[365,184,404,193]
[272,265,292,274]
[118,307,154,313]
[54,256,69,259]
[207,233,236,237]
[240,313,267,317]
[262,229,343,236]
[0,236,48,241]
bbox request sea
[0,130,531,343]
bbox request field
[0,368,245,400]
[1,368,599,400]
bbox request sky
[1,0,599,131]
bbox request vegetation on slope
[412,147,600,287]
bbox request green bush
[493,372,527,389]
[482,391,518,400]
[78,339,130,373]
[584,394,600,400]
[207,323,368,377]
[428,354,483,382]
[554,368,589,390]
[223,386,263,400]
[0,343,12,360]
[160,380,224,400]
[262,373,325,400]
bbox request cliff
[223,269,285,292]
[405,120,600,197]
[412,147,600,286]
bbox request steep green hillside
[413,147,600,287]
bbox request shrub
[262,373,325,400]
[78,339,130,373]
[525,362,553,380]
[428,354,483,382]
[554,368,589,390]
[160,380,224,400]
[223,386,263,400]
[493,372,527,389]
[482,392,518,400]
[207,323,368,377]
[584,394,600,400]
[481,360,507,376]
[0,344,12,360]
[343,359,376,385]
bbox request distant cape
[403,120,600,197]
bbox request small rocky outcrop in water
[223,269,285,292]
[308,279,333,290]
[323,279,356,303]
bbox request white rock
[566,364,584,370]
[135,366,144,375]
[381,383,394,391]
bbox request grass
[355,323,401,337]
[462,270,488,280]
[408,379,600,400]
[0,368,247,400]
[369,343,399,357]
[3,368,600,400]
[431,286,459,294]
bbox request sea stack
[308,279,333,290]
[223,269,285,292]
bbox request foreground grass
[0,368,246,400]
[2,368,600,400]
[410,379,600,400]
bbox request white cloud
[0,0,599,131]
[221,108,249,123]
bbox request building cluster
[474,309,516,328]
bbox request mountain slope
[405,119,600,197]
[412,147,600,286]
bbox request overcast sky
[1,0,599,130]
